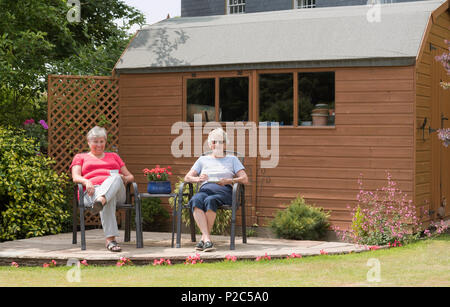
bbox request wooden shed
[113,0,450,230]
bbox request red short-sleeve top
[69,152,125,186]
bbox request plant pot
[312,113,328,126]
[147,181,171,194]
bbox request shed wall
[415,9,450,220]
[119,65,416,230]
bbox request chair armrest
[232,182,245,207]
[128,181,141,204]
[178,181,195,198]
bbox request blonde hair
[207,128,228,148]
[87,126,107,141]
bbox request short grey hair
[87,126,107,141]
[207,128,228,148]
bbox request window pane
[298,72,335,126]
[219,77,249,122]
[259,74,293,126]
[187,78,215,122]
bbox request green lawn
[0,235,449,287]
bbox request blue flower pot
[147,181,171,194]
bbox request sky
[121,0,181,33]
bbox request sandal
[90,196,106,215]
[106,240,122,252]
[91,200,103,215]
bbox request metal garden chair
[72,181,143,250]
[172,150,247,250]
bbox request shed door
[433,46,450,219]
[438,50,450,218]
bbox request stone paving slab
[0,229,371,266]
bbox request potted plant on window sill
[143,165,172,194]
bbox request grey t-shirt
[191,155,245,188]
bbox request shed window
[187,78,215,122]
[219,77,249,122]
[259,73,293,126]
[298,72,335,126]
[296,0,316,9]
[228,0,246,14]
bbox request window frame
[254,68,336,129]
[182,68,336,129]
[295,0,316,9]
[183,71,252,124]
[226,0,246,15]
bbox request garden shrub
[168,177,232,235]
[0,126,69,241]
[270,195,331,240]
[334,173,448,246]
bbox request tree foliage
[0,0,145,126]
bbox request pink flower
[116,257,133,267]
[24,119,35,125]
[287,253,302,259]
[81,260,88,266]
[255,253,271,261]
[39,120,48,130]
[320,249,328,255]
[10,262,19,268]
[153,258,172,266]
[184,254,203,265]
[225,255,237,262]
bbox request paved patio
[0,229,373,266]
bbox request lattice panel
[47,75,119,174]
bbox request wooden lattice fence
[47,75,120,226]
[47,75,119,174]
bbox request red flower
[143,165,173,181]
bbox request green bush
[168,177,232,235]
[0,126,70,241]
[270,195,330,240]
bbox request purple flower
[39,120,48,130]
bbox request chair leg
[189,208,196,243]
[242,202,247,244]
[80,206,86,251]
[72,203,77,245]
[176,193,183,248]
[230,206,237,250]
[171,196,177,248]
[135,198,143,248]
[124,209,131,242]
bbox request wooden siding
[415,7,450,221]
[119,65,416,230]
[255,66,415,230]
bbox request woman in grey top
[184,128,248,252]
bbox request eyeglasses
[212,140,225,144]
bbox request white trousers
[83,174,126,238]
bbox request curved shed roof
[114,0,448,73]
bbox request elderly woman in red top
[70,126,134,252]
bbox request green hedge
[0,126,69,241]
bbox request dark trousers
[189,183,232,213]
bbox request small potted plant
[143,165,173,194]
